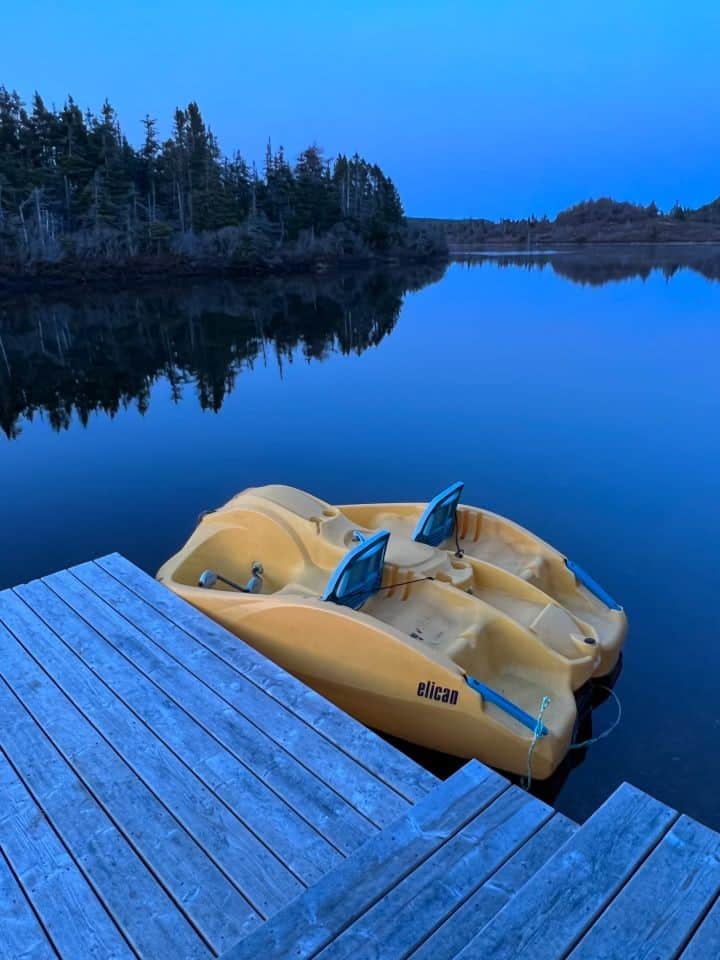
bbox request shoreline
[449,239,720,252]
[4,240,720,299]
[0,250,446,299]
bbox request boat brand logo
[417,681,459,705]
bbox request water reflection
[454,242,720,286]
[0,262,447,439]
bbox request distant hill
[415,196,720,248]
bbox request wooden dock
[1,555,719,959]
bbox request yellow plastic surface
[157,484,627,779]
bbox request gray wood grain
[316,786,554,960]
[21,572,341,886]
[0,842,57,960]
[0,670,210,960]
[680,894,720,959]
[0,751,136,960]
[70,559,407,831]
[0,590,264,951]
[37,570,374,857]
[410,813,577,960]
[222,761,507,960]
[570,814,720,960]
[456,782,677,960]
[96,553,436,803]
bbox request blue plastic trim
[565,559,622,611]
[322,529,391,610]
[465,675,548,736]
[412,481,465,547]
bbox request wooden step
[456,782,720,960]
[568,814,720,959]
[222,763,565,960]
[222,761,508,959]
[223,772,720,960]
[410,812,576,960]
[680,895,720,960]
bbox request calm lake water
[2,247,719,827]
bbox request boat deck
[1,555,719,959]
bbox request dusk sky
[4,1,719,218]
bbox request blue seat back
[412,481,464,547]
[322,529,391,610]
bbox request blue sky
[3,1,718,218]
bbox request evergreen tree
[0,86,416,267]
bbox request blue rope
[522,685,623,791]
[569,685,622,751]
[522,695,552,791]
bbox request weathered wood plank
[0,844,57,960]
[316,786,553,960]
[0,592,265,950]
[18,575,341,886]
[410,813,577,960]
[570,814,720,960]
[455,782,677,960]
[681,894,720,960]
[222,762,507,960]
[0,751,136,960]
[96,553,436,803]
[0,671,210,960]
[70,560,408,830]
[32,571,373,857]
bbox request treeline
[0,88,445,282]
[421,196,720,247]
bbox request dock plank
[222,762,507,960]
[411,813,578,960]
[96,553,436,804]
[681,894,720,959]
[0,592,264,950]
[455,782,677,960]
[6,552,719,960]
[18,576,341,886]
[570,814,720,960]
[316,786,553,960]
[70,560,407,830]
[0,846,57,960]
[34,571,374,857]
[0,672,211,960]
[0,751,135,960]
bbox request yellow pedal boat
[157,483,627,779]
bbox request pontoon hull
[158,484,627,778]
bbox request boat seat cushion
[322,529,390,610]
[412,481,464,547]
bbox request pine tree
[0,86,411,265]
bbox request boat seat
[271,530,393,608]
[322,529,390,610]
[412,481,464,547]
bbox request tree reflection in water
[0,263,447,439]
[454,242,720,286]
